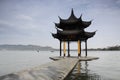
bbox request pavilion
[52,9,96,57]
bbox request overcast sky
[0,0,120,49]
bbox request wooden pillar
[78,40,81,57]
[68,41,70,57]
[63,41,66,57]
[85,40,87,57]
[60,40,62,56]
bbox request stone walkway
[0,58,78,80]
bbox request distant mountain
[0,44,54,51]
[0,44,119,51]
[87,45,120,51]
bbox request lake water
[0,50,120,80]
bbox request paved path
[0,58,78,80]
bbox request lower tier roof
[52,31,96,41]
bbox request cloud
[0,20,18,35]
[116,0,120,5]
[16,14,33,21]
[0,20,13,26]
[0,0,120,48]
[0,22,17,35]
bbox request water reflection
[65,61,101,80]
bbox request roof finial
[71,8,74,15]
[69,8,78,20]
[58,16,61,19]
[79,14,82,21]
[58,16,62,21]
[80,14,82,18]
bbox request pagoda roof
[56,28,83,35]
[52,9,96,41]
[59,9,78,23]
[52,29,96,41]
[84,31,96,38]
[55,9,92,30]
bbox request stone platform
[49,56,99,61]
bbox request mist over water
[0,51,120,80]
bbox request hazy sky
[0,0,120,49]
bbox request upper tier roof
[59,9,78,23]
[55,9,92,30]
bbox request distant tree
[107,45,120,50]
